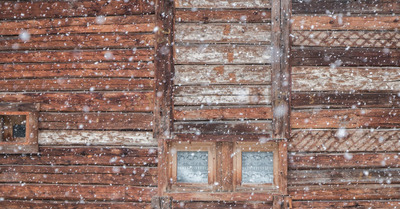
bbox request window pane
[177,151,208,183]
[242,152,273,184]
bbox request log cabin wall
[290,0,400,208]
[0,0,158,208]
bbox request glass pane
[0,115,26,142]
[177,151,208,183]
[242,152,273,184]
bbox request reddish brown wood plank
[175,0,271,8]
[0,78,153,92]
[174,121,273,135]
[289,153,400,170]
[292,67,400,92]
[292,0,400,14]
[0,200,151,209]
[0,92,154,112]
[289,168,400,185]
[0,184,156,202]
[173,201,273,209]
[292,200,400,209]
[0,34,154,50]
[39,112,153,130]
[289,184,400,200]
[0,15,155,35]
[290,129,400,152]
[176,9,271,23]
[0,165,157,186]
[291,47,400,67]
[0,62,154,79]
[169,192,274,202]
[174,106,273,121]
[291,109,400,129]
[291,92,400,109]
[0,49,153,63]
[292,15,400,31]
[0,0,154,20]
[173,134,274,142]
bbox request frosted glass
[242,152,273,183]
[177,151,208,183]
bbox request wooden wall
[173,0,273,137]
[0,0,157,208]
[290,0,400,207]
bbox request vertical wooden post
[216,142,233,192]
[155,0,174,198]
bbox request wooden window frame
[0,103,39,154]
[233,141,280,192]
[167,142,216,192]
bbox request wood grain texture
[292,0,400,14]
[0,78,153,92]
[174,106,273,120]
[292,92,400,109]
[173,201,273,209]
[292,15,400,31]
[0,15,155,35]
[39,130,155,146]
[290,129,400,152]
[292,200,400,209]
[289,184,400,200]
[289,168,400,185]
[0,0,154,20]
[0,34,154,50]
[0,165,157,186]
[291,109,400,129]
[174,85,271,105]
[289,153,400,169]
[292,67,400,92]
[291,47,400,67]
[175,65,271,85]
[0,62,154,79]
[175,45,271,64]
[0,200,151,209]
[292,31,400,48]
[38,112,153,130]
[175,23,271,44]
[0,92,154,112]
[0,184,156,202]
[176,9,271,23]
[174,121,273,135]
[175,0,271,8]
[0,49,153,63]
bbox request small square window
[242,151,274,184]
[177,151,208,183]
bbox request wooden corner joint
[151,196,173,209]
[273,195,292,209]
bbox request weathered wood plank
[0,62,154,79]
[290,129,400,152]
[291,109,400,129]
[0,146,158,166]
[175,0,271,8]
[292,15,400,31]
[289,168,400,185]
[174,65,271,85]
[292,200,400,209]
[175,23,271,44]
[39,130,155,146]
[292,31,400,48]
[292,67,400,92]
[291,47,400,67]
[292,0,400,14]
[0,34,154,50]
[0,15,155,35]
[0,200,151,209]
[0,78,153,92]
[0,0,154,20]
[289,184,400,200]
[175,45,271,64]
[0,92,154,112]
[0,49,153,63]
[169,192,274,202]
[0,184,156,202]
[289,153,400,170]
[0,165,157,186]
[173,201,273,209]
[174,121,273,134]
[292,92,400,109]
[176,9,271,23]
[174,106,273,121]
[174,85,271,105]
